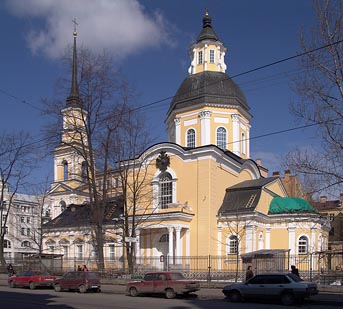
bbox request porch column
[288,225,296,265]
[135,229,140,261]
[175,226,181,264]
[265,226,271,249]
[168,227,174,263]
[217,226,222,271]
[186,229,190,266]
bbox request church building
[43,11,330,273]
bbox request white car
[222,273,318,306]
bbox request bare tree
[43,44,154,271]
[108,106,155,274]
[286,0,343,198]
[0,132,35,271]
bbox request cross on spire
[72,17,78,37]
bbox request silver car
[222,273,318,306]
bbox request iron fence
[4,251,343,285]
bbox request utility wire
[0,39,342,155]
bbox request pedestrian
[77,265,82,271]
[7,264,14,277]
[291,265,300,278]
[83,264,88,272]
[245,265,254,281]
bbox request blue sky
[0,0,318,188]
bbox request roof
[43,197,123,230]
[269,197,318,214]
[218,177,278,215]
[167,71,249,117]
[311,200,342,211]
[196,11,218,42]
[241,249,290,258]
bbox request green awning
[269,197,318,214]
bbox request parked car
[8,270,56,290]
[126,271,200,299]
[53,271,101,293]
[222,273,318,306]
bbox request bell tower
[49,21,90,219]
[166,10,251,159]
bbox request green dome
[269,197,318,214]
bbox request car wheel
[165,288,176,299]
[129,287,139,297]
[228,290,242,303]
[29,282,36,290]
[54,284,62,292]
[9,281,16,288]
[280,292,296,306]
[79,284,87,293]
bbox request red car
[8,270,56,289]
[126,271,200,299]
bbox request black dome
[167,71,249,116]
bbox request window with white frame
[109,244,115,260]
[4,239,11,248]
[77,245,83,260]
[198,51,203,64]
[22,241,30,248]
[210,49,215,63]
[62,245,68,258]
[216,127,227,150]
[49,245,55,253]
[298,236,308,254]
[228,235,238,254]
[159,172,173,209]
[187,129,195,147]
[63,161,68,181]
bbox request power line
[0,39,342,155]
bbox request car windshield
[169,272,185,280]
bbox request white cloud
[5,0,173,59]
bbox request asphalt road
[0,285,342,309]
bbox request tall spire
[66,18,82,108]
[196,9,218,42]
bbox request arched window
[298,236,308,254]
[258,233,264,250]
[187,129,195,147]
[4,239,11,248]
[228,235,238,254]
[63,161,68,181]
[21,241,31,248]
[81,162,87,181]
[159,234,169,243]
[216,127,227,150]
[159,172,172,209]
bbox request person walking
[83,264,88,272]
[7,264,15,277]
[245,265,254,281]
[291,265,300,278]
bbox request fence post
[207,255,211,283]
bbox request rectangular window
[27,217,30,224]
[109,244,115,261]
[27,228,30,236]
[77,245,83,260]
[198,51,203,64]
[21,217,25,223]
[21,228,25,236]
[210,49,215,63]
[62,246,68,258]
